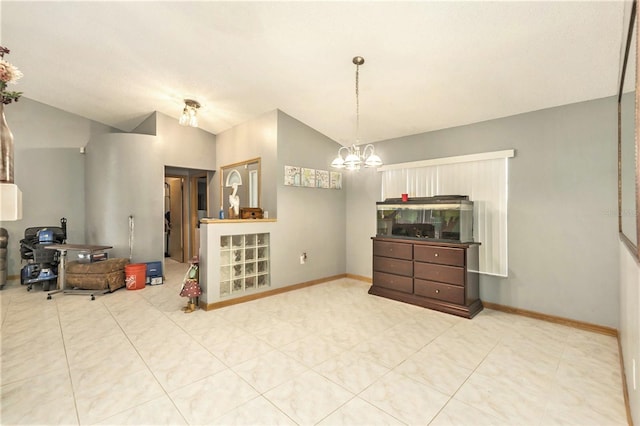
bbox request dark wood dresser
[370,237,482,318]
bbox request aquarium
[376,195,474,242]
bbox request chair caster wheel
[91,295,95,301]
[47,294,52,300]
[27,286,32,292]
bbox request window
[380,150,513,276]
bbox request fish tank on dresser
[376,195,474,243]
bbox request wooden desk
[45,244,112,299]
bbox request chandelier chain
[355,62,360,144]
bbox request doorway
[164,167,212,264]
[164,176,184,263]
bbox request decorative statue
[228,182,240,219]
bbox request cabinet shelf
[220,232,270,297]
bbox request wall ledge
[201,218,276,224]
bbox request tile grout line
[55,297,82,426]
[428,333,503,425]
[100,294,191,425]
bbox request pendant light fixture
[179,99,201,128]
[331,56,382,171]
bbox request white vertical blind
[381,154,510,277]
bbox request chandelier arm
[362,144,375,158]
[338,145,351,160]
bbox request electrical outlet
[300,252,307,264]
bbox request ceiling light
[333,144,382,170]
[179,99,201,128]
[331,56,382,171]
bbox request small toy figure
[180,256,201,313]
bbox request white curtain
[381,157,509,277]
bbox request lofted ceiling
[0,1,629,145]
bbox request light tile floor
[0,261,629,425]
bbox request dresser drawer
[414,262,465,286]
[414,245,464,267]
[373,271,413,293]
[373,240,412,260]
[414,279,464,304]
[374,256,413,277]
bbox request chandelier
[331,56,382,170]
[179,99,201,127]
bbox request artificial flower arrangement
[0,46,23,105]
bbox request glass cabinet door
[220,232,270,297]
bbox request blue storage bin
[145,261,163,285]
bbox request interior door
[190,173,208,258]
[165,176,184,262]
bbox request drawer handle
[434,253,439,257]
[435,289,440,294]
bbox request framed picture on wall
[316,170,330,189]
[301,168,316,187]
[284,166,301,186]
[330,171,342,189]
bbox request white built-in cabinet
[219,233,270,296]
[199,219,276,307]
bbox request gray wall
[345,165,382,279]
[347,97,620,328]
[212,109,347,289]
[156,112,217,256]
[2,98,114,277]
[1,103,217,276]
[3,96,626,330]
[85,112,216,264]
[85,133,163,262]
[215,110,278,217]
[273,111,347,286]
[156,113,216,171]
